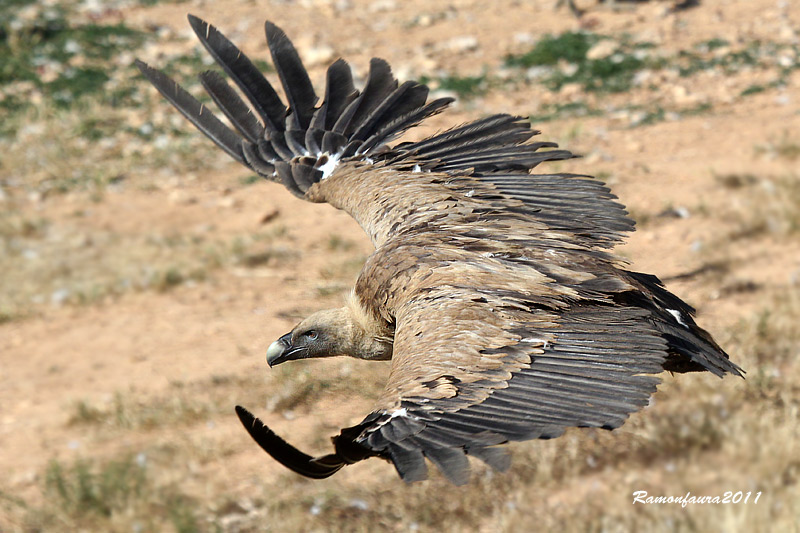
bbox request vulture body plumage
[137,15,742,485]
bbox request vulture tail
[621,271,744,377]
[137,15,453,197]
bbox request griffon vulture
[136,15,742,485]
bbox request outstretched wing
[231,282,710,485]
[136,15,456,198]
[137,16,576,202]
[353,288,668,484]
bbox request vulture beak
[266,332,299,367]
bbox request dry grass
[3,2,800,532]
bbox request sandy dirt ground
[2,0,799,531]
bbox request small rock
[444,35,479,54]
[778,25,796,43]
[260,208,280,224]
[633,69,652,87]
[218,196,240,208]
[168,190,196,205]
[51,288,71,306]
[778,54,795,68]
[368,0,397,12]
[525,65,551,81]
[300,44,335,68]
[416,13,433,26]
[560,62,579,77]
[658,206,690,219]
[626,140,643,153]
[558,82,582,99]
[586,39,617,60]
[28,190,45,204]
[514,32,535,45]
[349,499,369,511]
[671,85,696,105]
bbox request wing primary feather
[242,142,277,179]
[350,81,427,142]
[360,97,454,153]
[333,58,397,136]
[409,129,535,162]
[285,129,309,156]
[420,444,470,486]
[187,14,286,132]
[403,114,528,155]
[321,130,349,154]
[266,131,296,161]
[199,70,264,143]
[305,128,324,154]
[274,162,305,198]
[265,21,318,131]
[257,139,280,161]
[466,445,512,472]
[311,58,358,132]
[135,60,245,164]
[386,442,429,482]
[234,406,344,479]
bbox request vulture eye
[303,330,318,341]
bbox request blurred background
[1,0,799,531]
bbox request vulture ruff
[137,15,743,485]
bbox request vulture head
[267,296,393,367]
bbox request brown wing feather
[350,286,669,484]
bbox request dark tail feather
[623,271,744,377]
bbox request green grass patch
[420,72,490,98]
[505,31,598,67]
[506,32,659,93]
[529,101,601,123]
[0,4,148,113]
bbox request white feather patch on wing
[318,152,341,180]
[389,407,408,419]
[667,308,690,328]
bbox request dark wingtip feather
[135,59,245,164]
[199,70,264,144]
[265,20,317,131]
[188,14,286,132]
[234,405,344,479]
